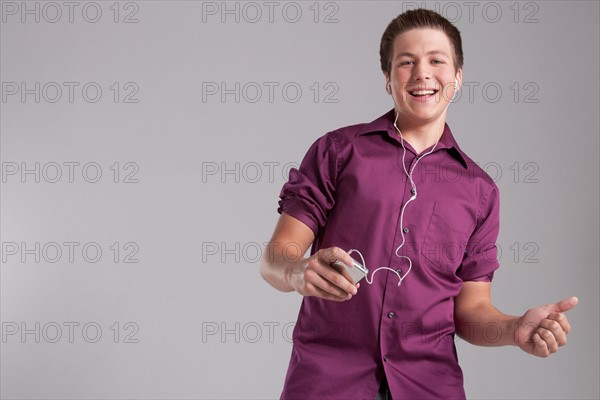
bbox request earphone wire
[351,78,458,286]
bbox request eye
[399,60,414,66]
[432,59,444,64]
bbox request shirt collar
[357,108,469,169]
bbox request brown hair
[379,9,464,77]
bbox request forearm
[259,241,306,292]
[455,302,519,347]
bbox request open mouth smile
[408,89,438,98]
[405,87,441,103]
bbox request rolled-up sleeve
[277,133,339,238]
[457,183,501,282]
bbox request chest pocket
[420,202,471,275]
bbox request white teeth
[411,90,435,96]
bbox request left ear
[455,68,463,91]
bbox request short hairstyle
[379,9,464,76]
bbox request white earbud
[450,78,459,102]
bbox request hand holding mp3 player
[332,258,368,285]
[292,247,364,302]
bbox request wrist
[286,257,308,292]
[503,316,520,346]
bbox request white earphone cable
[349,79,458,286]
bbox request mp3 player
[332,259,368,284]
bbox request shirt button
[387,312,395,319]
[411,188,416,194]
[395,268,402,274]
[383,355,388,362]
[403,227,410,233]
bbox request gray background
[1,1,598,399]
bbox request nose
[411,61,432,82]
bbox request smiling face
[385,28,462,127]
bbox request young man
[260,9,577,400]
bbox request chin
[410,112,441,122]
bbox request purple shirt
[276,109,501,399]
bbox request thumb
[547,296,579,313]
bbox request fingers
[309,281,353,302]
[539,318,567,347]
[548,296,579,313]
[532,332,551,357]
[532,315,571,357]
[304,267,353,301]
[319,246,357,279]
[300,247,360,301]
[537,328,559,356]
[329,260,357,285]
[525,296,577,358]
[548,312,571,335]
[316,247,359,292]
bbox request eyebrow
[394,50,450,59]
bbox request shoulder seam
[328,132,342,184]
[477,182,497,223]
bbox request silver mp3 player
[332,259,368,284]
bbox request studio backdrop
[1,1,598,399]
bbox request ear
[384,72,391,95]
[455,68,463,91]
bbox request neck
[393,114,447,154]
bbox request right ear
[385,73,391,95]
